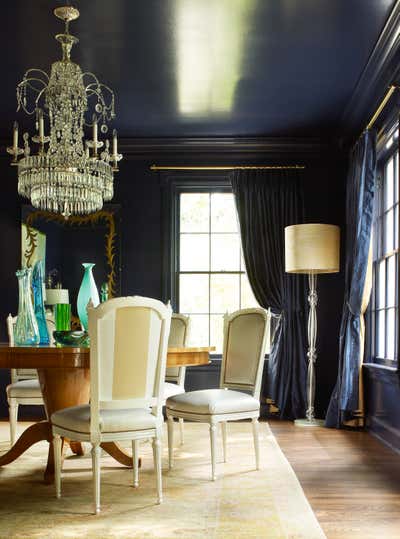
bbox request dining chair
[166,308,269,481]
[5,314,53,445]
[164,313,190,445]
[51,296,172,514]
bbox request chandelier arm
[82,71,101,85]
[22,68,50,81]
[17,81,49,115]
[18,79,48,93]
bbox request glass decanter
[14,268,40,346]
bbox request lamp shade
[45,289,69,306]
[285,224,340,274]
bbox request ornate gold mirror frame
[23,209,118,298]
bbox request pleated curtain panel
[325,129,377,428]
[231,169,308,419]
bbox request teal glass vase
[14,268,40,346]
[77,263,100,330]
[32,260,50,345]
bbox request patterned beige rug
[0,421,325,539]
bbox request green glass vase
[77,263,99,330]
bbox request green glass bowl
[53,330,89,347]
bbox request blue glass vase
[14,268,40,346]
[32,260,50,345]
[77,263,100,330]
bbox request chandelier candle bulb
[113,129,118,157]
[38,110,44,139]
[13,122,18,152]
[92,114,98,151]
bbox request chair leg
[252,418,260,470]
[167,415,174,470]
[221,421,227,463]
[132,439,139,487]
[91,443,101,514]
[209,422,217,481]
[179,418,184,445]
[53,434,62,499]
[152,433,163,504]
[8,400,18,447]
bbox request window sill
[363,362,398,373]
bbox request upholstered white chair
[166,308,269,481]
[5,314,54,445]
[51,296,172,514]
[164,313,189,444]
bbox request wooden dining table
[0,344,214,483]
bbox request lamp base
[294,418,325,427]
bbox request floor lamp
[285,223,340,427]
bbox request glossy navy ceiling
[1,0,396,138]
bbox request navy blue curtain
[325,130,376,428]
[231,169,308,419]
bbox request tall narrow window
[177,191,259,353]
[368,129,399,365]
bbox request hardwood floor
[269,419,400,539]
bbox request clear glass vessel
[14,268,40,346]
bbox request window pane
[179,274,209,313]
[387,309,396,360]
[377,310,385,358]
[384,209,394,254]
[395,206,399,250]
[186,314,209,347]
[210,274,239,313]
[210,314,224,353]
[211,193,237,232]
[180,234,209,271]
[180,193,209,232]
[386,136,394,150]
[378,259,386,309]
[385,158,394,210]
[211,234,240,271]
[395,153,399,203]
[387,255,396,308]
[241,274,260,308]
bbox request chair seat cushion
[166,389,260,416]
[51,404,161,434]
[164,382,185,400]
[6,379,42,398]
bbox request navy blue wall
[0,148,346,420]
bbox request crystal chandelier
[7,6,122,218]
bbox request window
[176,190,259,353]
[368,128,399,365]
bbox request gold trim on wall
[150,165,305,171]
[23,209,118,298]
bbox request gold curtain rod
[366,84,399,131]
[150,165,305,171]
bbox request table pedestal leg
[0,421,52,467]
[101,442,134,467]
[69,441,84,456]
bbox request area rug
[0,421,326,539]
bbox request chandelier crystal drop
[7,6,122,218]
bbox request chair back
[7,314,38,383]
[165,314,189,386]
[220,308,270,399]
[88,296,172,437]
